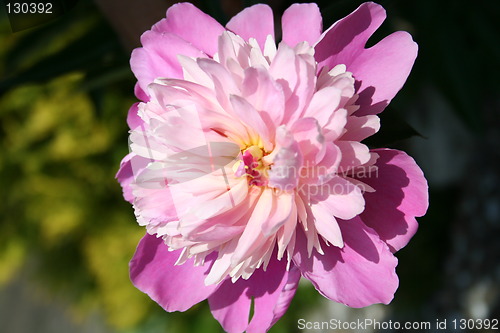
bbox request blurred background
[0,0,498,332]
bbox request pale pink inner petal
[291,117,326,165]
[340,115,381,141]
[310,203,343,247]
[269,43,316,126]
[267,126,303,191]
[303,86,342,127]
[241,67,285,127]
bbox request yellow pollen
[245,145,263,159]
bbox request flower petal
[337,140,371,171]
[340,115,380,141]
[261,190,294,237]
[181,193,258,243]
[323,108,348,141]
[197,58,240,113]
[131,163,191,236]
[116,153,150,203]
[127,102,142,129]
[315,2,386,71]
[348,31,418,116]
[241,67,285,127]
[310,203,343,248]
[315,3,417,116]
[356,149,428,252]
[303,86,342,127]
[129,234,219,312]
[247,264,301,332]
[134,82,148,101]
[270,43,316,126]
[131,31,205,98]
[226,4,274,50]
[268,126,303,191]
[281,3,322,47]
[293,217,399,307]
[208,256,300,333]
[291,117,326,165]
[300,142,341,185]
[229,95,272,150]
[152,2,225,56]
[314,2,386,70]
[231,188,273,266]
[306,175,365,220]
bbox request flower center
[233,145,269,186]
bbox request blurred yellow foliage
[0,70,151,330]
[0,238,27,285]
[83,214,150,329]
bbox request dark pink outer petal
[134,82,148,102]
[314,2,417,116]
[152,2,225,57]
[356,149,429,252]
[130,30,205,99]
[127,102,142,130]
[226,4,274,50]
[116,153,150,204]
[293,217,399,308]
[281,3,322,47]
[130,234,219,312]
[208,257,301,333]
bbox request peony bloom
[116,2,428,332]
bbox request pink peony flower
[116,2,429,332]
